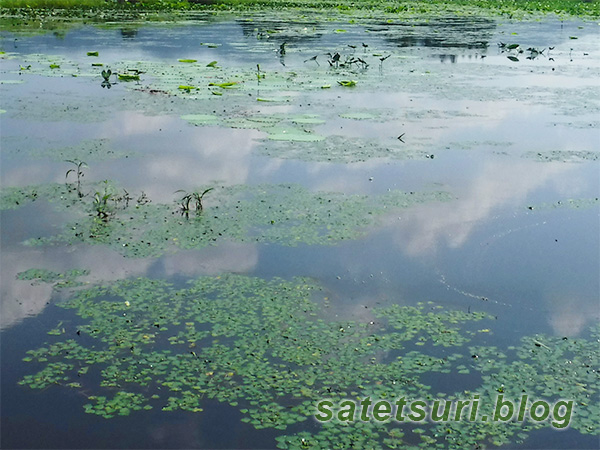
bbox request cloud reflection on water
[0,242,258,330]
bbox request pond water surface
[1,11,598,450]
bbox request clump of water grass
[92,187,114,220]
[136,191,151,205]
[175,188,214,216]
[65,159,87,198]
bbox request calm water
[1,12,599,449]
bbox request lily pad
[118,73,140,81]
[290,114,326,125]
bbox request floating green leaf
[208,81,238,89]
[118,73,139,81]
[16,271,599,448]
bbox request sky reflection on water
[0,12,598,449]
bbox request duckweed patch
[339,112,378,120]
[5,86,176,123]
[522,150,599,163]
[259,135,432,163]
[0,183,70,210]
[83,391,147,419]
[17,274,599,449]
[51,139,135,162]
[447,141,515,151]
[525,197,600,212]
[267,128,325,142]
[16,268,89,289]
[6,182,452,257]
[4,138,134,162]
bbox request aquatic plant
[0,0,598,17]
[117,73,139,81]
[121,189,133,207]
[256,63,265,81]
[178,85,197,92]
[207,81,238,89]
[15,273,599,448]
[175,188,214,215]
[16,268,89,289]
[327,51,340,67]
[136,191,151,205]
[303,55,319,65]
[92,187,114,220]
[9,182,452,257]
[84,392,148,419]
[64,159,87,198]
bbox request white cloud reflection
[99,113,263,203]
[547,295,599,337]
[384,160,577,256]
[0,243,258,331]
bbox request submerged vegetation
[15,272,600,448]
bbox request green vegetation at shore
[0,0,598,17]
